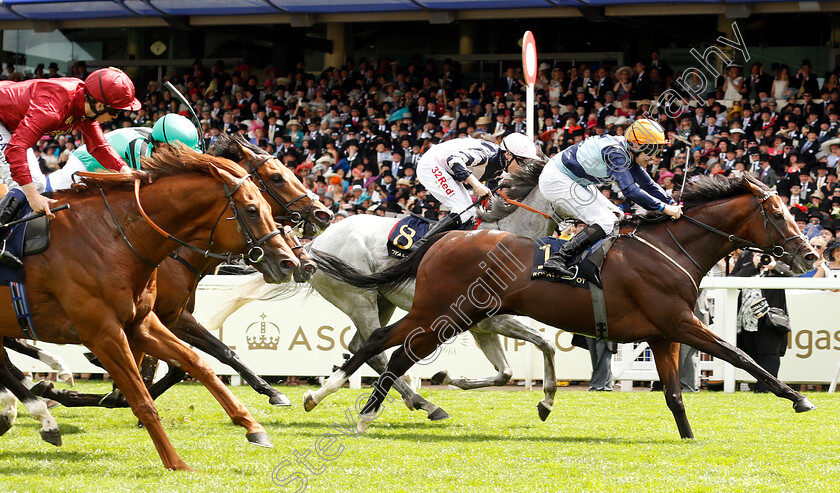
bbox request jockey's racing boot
[543,224,607,278]
[0,193,24,268]
[407,212,462,254]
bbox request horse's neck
[645,196,755,278]
[481,188,557,240]
[128,176,226,265]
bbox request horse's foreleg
[129,312,271,448]
[0,386,17,435]
[3,338,73,386]
[82,321,191,471]
[675,313,813,412]
[0,348,60,445]
[169,310,291,407]
[649,338,693,439]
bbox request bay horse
[0,146,299,470]
[31,135,329,409]
[295,152,563,421]
[305,174,820,437]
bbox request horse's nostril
[281,260,296,271]
[316,210,332,221]
[304,264,317,274]
[805,252,819,262]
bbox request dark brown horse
[305,174,820,437]
[0,146,300,470]
[32,135,329,408]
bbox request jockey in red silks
[0,67,141,267]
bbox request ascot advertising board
[8,277,840,385]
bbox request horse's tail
[310,233,448,292]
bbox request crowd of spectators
[8,53,840,268]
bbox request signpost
[522,31,537,141]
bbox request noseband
[245,155,317,230]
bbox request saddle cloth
[386,216,434,259]
[530,236,615,289]
[0,188,51,340]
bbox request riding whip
[163,81,206,153]
[2,204,70,228]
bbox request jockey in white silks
[412,132,538,251]
[539,118,683,277]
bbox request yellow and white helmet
[625,118,669,157]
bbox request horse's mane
[61,144,246,196]
[208,132,270,161]
[478,148,549,223]
[619,173,764,228]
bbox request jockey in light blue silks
[538,118,683,277]
[46,113,201,191]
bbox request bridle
[100,176,281,268]
[135,177,281,264]
[663,188,808,273]
[243,154,317,230]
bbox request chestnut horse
[32,135,330,409]
[0,146,299,470]
[305,174,820,437]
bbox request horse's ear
[237,142,258,161]
[208,163,235,185]
[742,173,766,196]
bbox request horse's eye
[774,212,783,220]
[272,173,284,184]
[246,205,259,217]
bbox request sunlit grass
[0,382,835,492]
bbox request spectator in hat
[632,61,651,100]
[47,62,61,79]
[814,240,840,280]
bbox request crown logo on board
[246,313,280,350]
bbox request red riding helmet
[84,67,141,111]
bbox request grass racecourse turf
[0,382,837,492]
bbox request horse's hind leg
[129,312,271,448]
[169,310,291,407]
[649,338,693,439]
[304,317,414,412]
[0,348,60,445]
[675,313,813,412]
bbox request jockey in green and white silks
[46,113,200,191]
[538,118,683,277]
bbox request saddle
[531,236,615,289]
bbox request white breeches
[538,163,623,235]
[0,122,47,193]
[416,157,476,223]
[45,153,85,191]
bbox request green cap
[151,113,200,151]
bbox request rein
[496,189,551,219]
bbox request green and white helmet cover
[151,113,201,151]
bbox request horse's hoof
[430,371,449,385]
[246,432,272,448]
[269,393,292,407]
[427,407,450,421]
[29,380,53,397]
[537,402,552,422]
[58,372,74,387]
[794,397,816,413]
[303,390,318,412]
[40,429,62,446]
[98,390,126,408]
[45,399,61,410]
[0,415,13,436]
